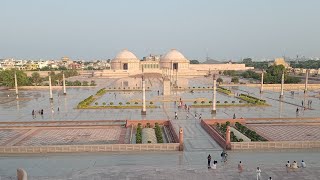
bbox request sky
[1,0,320,61]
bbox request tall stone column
[225,126,231,150]
[49,75,53,100]
[279,72,284,98]
[179,127,184,151]
[304,70,309,93]
[211,75,217,114]
[14,72,19,99]
[141,75,146,115]
[260,71,264,93]
[63,73,67,95]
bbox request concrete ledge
[0,143,180,154]
[200,120,226,149]
[231,141,320,150]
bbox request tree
[82,81,89,86]
[190,60,200,64]
[90,80,96,86]
[223,70,236,76]
[217,77,223,84]
[0,70,30,87]
[242,58,252,64]
[30,72,42,85]
[231,77,239,84]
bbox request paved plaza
[248,124,320,141]
[0,76,320,179]
[0,126,128,146]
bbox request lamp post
[211,74,217,114]
[279,71,284,98]
[14,71,19,99]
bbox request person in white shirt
[301,160,306,168]
[286,161,290,173]
[211,161,217,169]
[256,167,261,180]
[291,161,298,169]
[268,177,272,180]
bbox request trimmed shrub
[109,102,114,105]
[224,101,228,103]
[135,102,138,105]
[126,102,130,105]
[119,102,123,105]
[209,101,212,104]
[95,102,98,105]
[194,101,197,104]
[201,101,205,104]
[217,101,220,103]
[150,102,153,105]
[102,102,106,106]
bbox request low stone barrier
[231,141,320,150]
[200,120,226,149]
[0,143,180,154]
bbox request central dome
[113,49,139,61]
[160,49,188,63]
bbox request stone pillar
[304,70,309,93]
[279,72,284,98]
[211,75,217,114]
[179,127,183,151]
[49,75,53,100]
[141,76,146,115]
[225,126,231,150]
[14,72,19,99]
[63,73,67,95]
[163,77,171,96]
[17,168,27,180]
[260,71,264,93]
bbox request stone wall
[0,143,180,154]
[231,141,320,150]
[200,120,226,149]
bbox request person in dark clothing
[207,154,211,167]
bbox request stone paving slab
[248,124,320,141]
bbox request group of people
[286,160,306,172]
[207,153,307,179]
[32,109,44,119]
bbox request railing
[231,141,320,150]
[0,143,180,154]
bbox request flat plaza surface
[1,76,320,179]
[0,126,127,146]
[248,124,320,141]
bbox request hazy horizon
[1,0,320,60]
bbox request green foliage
[102,102,106,106]
[154,123,163,143]
[263,65,301,84]
[241,59,269,69]
[119,102,123,105]
[77,95,95,108]
[82,81,89,86]
[223,70,236,76]
[238,94,266,104]
[217,77,223,84]
[241,70,260,79]
[231,77,239,83]
[109,102,114,105]
[149,102,153,105]
[30,72,42,85]
[90,80,96,86]
[201,101,205,104]
[126,102,130,105]
[136,124,142,144]
[190,60,200,64]
[96,88,107,96]
[95,102,98,105]
[235,122,267,141]
[290,60,320,69]
[217,87,232,95]
[0,70,31,87]
[193,101,197,104]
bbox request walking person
[207,154,211,168]
[238,161,243,173]
[302,100,304,107]
[157,90,160,96]
[233,113,236,119]
[256,167,261,180]
[174,112,178,119]
[310,100,312,108]
[199,113,202,120]
[286,161,290,173]
[32,110,35,119]
[186,112,189,119]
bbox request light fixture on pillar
[211,74,217,114]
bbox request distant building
[271,58,290,68]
